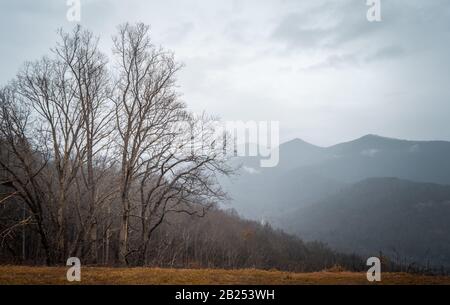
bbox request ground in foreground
[0,266,449,285]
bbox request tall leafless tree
[111,23,232,265]
[52,26,114,262]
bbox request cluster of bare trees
[0,23,231,266]
[142,208,366,272]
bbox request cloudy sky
[0,0,449,146]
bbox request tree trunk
[118,190,129,265]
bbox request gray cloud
[365,45,405,63]
[302,53,359,71]
[0,0,450,146]
[271,0,383,50]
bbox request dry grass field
[0,266,449,285]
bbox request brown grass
[0,265,449,285]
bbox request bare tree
[111,23,180,264]
[133,114,232,265]
[52,26,114,262]
[0,86,54,264]
[111,23,232,265]
[15,42,88,261]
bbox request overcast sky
[1,0,449,146]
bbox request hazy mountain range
[221,134,450,267]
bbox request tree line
[0,23,232,266]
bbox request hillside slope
[283,178,450,267]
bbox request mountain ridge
[280,134,450,150]
[222,134,450,267]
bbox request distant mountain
[275,138,329,170]
[282,177,450,267]
[223,135,450,220]
[221,135,450,267]
[220,138,343,221]
[310,134,450,184]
